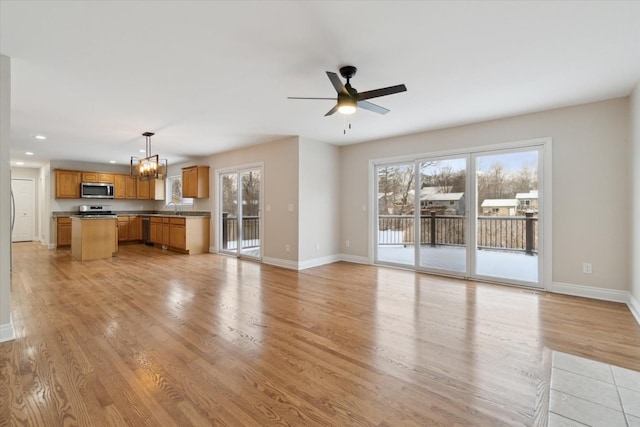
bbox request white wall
[630,81,640,317]
[298,137,341,265]
[0,54,14,342]
[341,98,630,292]
[206,137,299,265]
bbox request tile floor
[549,351,640,426]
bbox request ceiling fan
[288,66,407,116]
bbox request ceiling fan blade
[324,105,339,116]
[358,100,390,115]
[288,97,336,100]
[326,71,348,95]
[357,84,407,101]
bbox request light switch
[266,204,271,212]
[288,204,294,212]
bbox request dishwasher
[141,216,152,245]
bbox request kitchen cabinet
[149,216,209,254]
[169,217,186,249]
[56,216,72,247]
[129,216,141,240]
[182,166,209,198]
[114,175,138,199]
[117,216,142,242]
[71,217,117,261]
[136,178,164,200]
[114,175,126,199]
[82,172,113,183]
[117,217,129,242]
[137,179,150,200]
[55,170,81,198]
[126,176,137,199]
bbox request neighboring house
[421,192,465,215]
[516,190,538,213]
[481,199,518,216]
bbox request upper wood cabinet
[126,176,137,199]
[82,172,113,183]
[136,179,150,200]
[55,170,81,198]
[182,166,209,198]
[114,174,126,199]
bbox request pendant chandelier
[130,131,167,181]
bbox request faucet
[167,201,178,214]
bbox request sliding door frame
[369,137,552,290]
[215,162,264,260]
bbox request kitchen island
[71,216,117,261]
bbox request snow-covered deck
[377,245,538,284]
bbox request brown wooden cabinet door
[182,168,195,198]
[117,217,129,242]
[114,175,126,199]
[81,172,98,182]
[98,173,113,183]
[126,176,137,199]
[129,217,141,240]
[55,170,81,198]
[162,224,170,245]
[150,222,160,244]
[137,180,150,199]
[169,225,186,249]
[56,217,72,246]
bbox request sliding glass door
[374,142,544,288]
[473,148,541,285]
[417,156,468,275]
[219,167,262,260]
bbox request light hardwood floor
[1,243,639,426]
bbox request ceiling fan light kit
[288,65,407,118]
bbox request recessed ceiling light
[109,160,116,164]
[15,161,24,166]
[34,135,46,140]
[25,151,34,155]
[139,149,146,153]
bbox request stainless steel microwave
[81,182,114,199]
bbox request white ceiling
[2,1,639,169]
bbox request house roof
[516,190,539,200]
[424,192,465,201]
[481,199,518,208]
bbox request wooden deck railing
[378,213,538,254]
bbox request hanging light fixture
[130,131,167,181]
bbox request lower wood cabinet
[56,217,72,247]
[149,216,208,254]
[117,216,142,243]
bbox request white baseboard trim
[209,246,217,253]
[298,255,342,270]
[262,257,299,270]
[550,281,629,303]
[629,293,640,326]
[0,320,15,343]
[47,243,55,249]
[338,254,370,265]
[551,281,640,326]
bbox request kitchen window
[166,175,193,206]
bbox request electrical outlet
[315,243,320,251]
[583,263,592,274]
[285,244,290,252]
[346,240,350,248]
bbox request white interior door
[11,178,35,242]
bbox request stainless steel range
[78,205,117,218]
